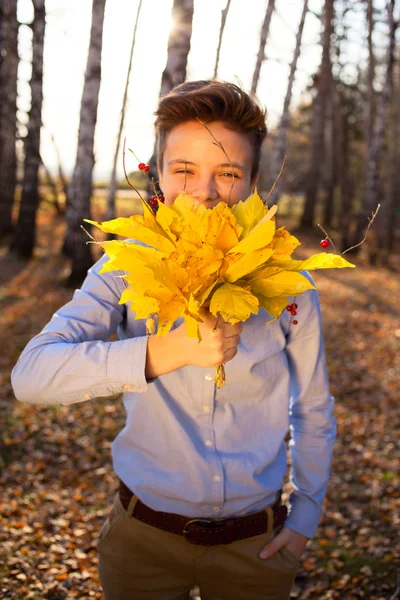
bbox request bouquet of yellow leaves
[85,190,354,388]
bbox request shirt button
[205,374,213,381]
[213,506,220,512]
[203,405,210,413]
[205,440,213,447]
[83,393,91,400]
[213,475,221,482]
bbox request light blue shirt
[11,251,337,539]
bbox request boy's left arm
[259,277,337,561]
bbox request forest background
[0,0,399,599]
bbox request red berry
[320,239,329,249]
[293,320,298,325]
[138,163,145,170]
[286,305,293,312]
[145,165,150,172]
[293,303,298,309]
[158,194,165,203]
[291,310,297,316]
[149,196,158,207]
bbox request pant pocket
[97,492,126,550]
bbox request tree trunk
[364,0,375,149]
[213,0,232,79]
[50,132,68,205]
[0,0,18,239]
[361,0,397,259]
[301,0,334,229]
[323,73,338,229]
[383,61,400,259]
[106,0,143,222]
[10,0,45,258]
[147,0,194,188]
[337,93,351,253]
[269,0,308,205]
[251,0,276,95]
[63,0,106,285]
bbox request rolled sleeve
[11,254,151,406]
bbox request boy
[11,80,337,600]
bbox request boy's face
[158,120,257,208]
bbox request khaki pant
[97,492,300,600]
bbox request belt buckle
[183,518,214,544]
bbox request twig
[264,155,287,203]
[212,314,220,332]
[80,226,128,289]
[122,137,144,201]
[317,224,338,254]
[184,160,187,192]
[341,204,381,256]
[128,146,160,199]
[80,225,97,243]
[196,117,235,204]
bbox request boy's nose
[190,179,219,204]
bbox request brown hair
[154,80,268,180]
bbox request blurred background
[0,1,399,599]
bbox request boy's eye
[221,172,239,178]
[175,169,193,174]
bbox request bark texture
[106,0,143,221]
[301,0,334,229]
[269,0,308,205]
[0,0,18,239]
[10,0,45,257]
[147,0,194,188]
[213,0,232,78]
[63,0,106,284]
[251,0,276,95]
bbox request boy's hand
[145,309,242,380]
[174,307,243,368]
[259,527,309,561]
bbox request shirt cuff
[106,336,151,393]
[284,490,324,539]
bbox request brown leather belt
[119,479,288,546]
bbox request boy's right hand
[145,308,243,380]
[173,307,243,368]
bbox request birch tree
[106,0,143,221]
[384,67,400,257]
[361,0,397,224]
[364,0,376,149]
[0,0,18,239]
[301,0,334,229]
[63,0,106,284]
[213,0,231,78]
[269,0,308,205]
[10,0,45,257]
[251,0,276,95]
[147,0,194,185]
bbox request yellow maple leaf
[227,217,275,254]
[224,248,274,283]
[251,271,316,297]
[231,188,267,238]
[209,282,259,323]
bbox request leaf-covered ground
[1,201,399,599]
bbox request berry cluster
[148,194,165,208]
[138,162,150,173]
[286,302,298,325]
